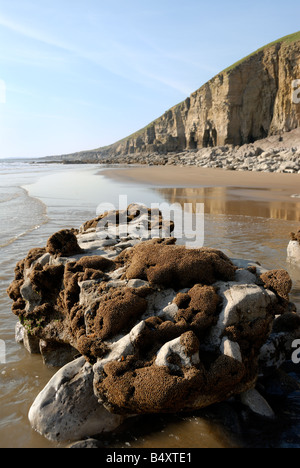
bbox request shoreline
[100,166,300,204]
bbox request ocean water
[0,160,300,448]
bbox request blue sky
[0,0,299,158]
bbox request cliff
[51,32,300,161]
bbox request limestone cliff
[54,32,300,161]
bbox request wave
[0,222,49,249]
[0,192,20,204]
[0,186,49,249]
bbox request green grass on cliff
[223,30,300,73]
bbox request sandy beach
[102,166,300,203]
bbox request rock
[46,229,82,258]
[259,333,290,370]
[208,281,276,348]
[259,312,300,371]
[124,243,236,288]
[6,206,300,442]
[127,279,150,289]
[155,332,201,370]
[15,322,24,344]
[220,338,242,363]
[287,241,300,265]
[240,389,275,419]
[157,302,179,321]
[93,320,147,381]
[39,340,79,368]
[23,330,41,355]
[260,269,292,300]
[28,357,124,442]
[20,278,42,313]
[287,230,300,264]
[79,204,174,241]
[259,368,300,398]
[68,438,104,448]
[52,138,300,174]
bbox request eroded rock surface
[7,205,300,441]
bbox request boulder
[28,357,124,442]
[240,389,275,419]
[6,206,300,442]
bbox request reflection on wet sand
[156,187,300,221]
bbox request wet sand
[102,166,300,203]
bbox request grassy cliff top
[223,30,300,73]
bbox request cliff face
[102,38,300,157]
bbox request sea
[0,159,300,448]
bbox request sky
[0,0,299,159]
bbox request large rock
[6,205,300,441]
[28,357,124,442]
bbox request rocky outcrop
[7,206,300,442]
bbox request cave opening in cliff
[260,126,268,139]
[247,134,255,144]
[188,133,198,150]
[203,127,217,148]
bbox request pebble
[240,389,275,419]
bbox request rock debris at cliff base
[50,128,300,174]
[6,205,300,442]
[96,138,300,173]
